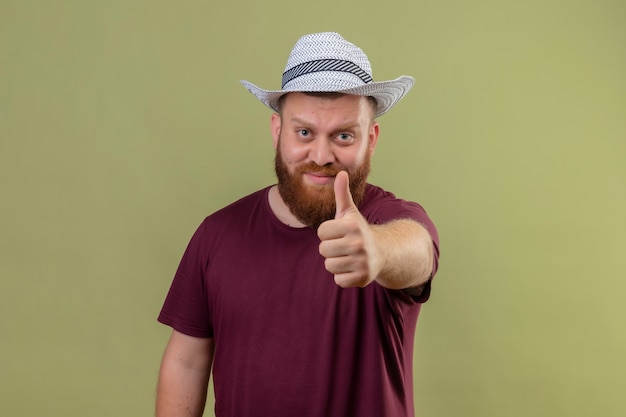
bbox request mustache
[298,163,343,176]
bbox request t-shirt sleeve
[157,219,213,338]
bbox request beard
[274,144,371,228]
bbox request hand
[317,171,381,288]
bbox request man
[156,32,440,417]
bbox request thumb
[334,171,357,218]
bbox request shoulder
[204,187,270,223]
[190,187,271,243]
[359,184,430,224]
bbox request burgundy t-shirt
[158,184,439,417]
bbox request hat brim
[241,74,414,118]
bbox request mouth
[303,171,336,186]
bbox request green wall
[1,0,624,416]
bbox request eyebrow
[289,117,361,132]
[289,116,311,126]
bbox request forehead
[279,92,374,119]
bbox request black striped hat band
[282,59,373,88]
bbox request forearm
[372,219,434,290]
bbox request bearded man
[156,32,440,417]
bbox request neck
[267,185,308,228]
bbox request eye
[335,133,354,144]
[298,129,311,138]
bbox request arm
[369,218,434,291]
[318,171,434,290]
[156,330,214,417]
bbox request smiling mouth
[304,171,336,185]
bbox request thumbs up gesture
[317,171,381,288]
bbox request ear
[271,113,282,149]
[368,121,380,156]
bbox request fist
[317,171,380,288]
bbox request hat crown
[282,32,373,89]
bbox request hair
[277,92,378,117]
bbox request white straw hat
[240,32,414,117]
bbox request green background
[1,0,624,416]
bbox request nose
[309,138,335,166]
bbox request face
[271,92,380,227]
